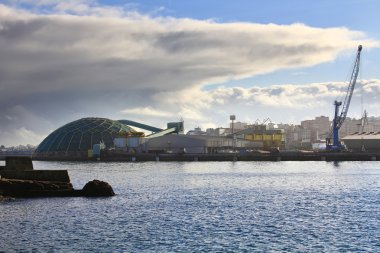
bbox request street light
[230,115,236,150]
[230,115,236,134]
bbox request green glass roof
[35,118,135,153]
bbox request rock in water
[82,180,115,197]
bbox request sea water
[1,161,379,252]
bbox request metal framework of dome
[35,118,135,155]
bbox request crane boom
[336,45,362,129]
[327,45,362,151]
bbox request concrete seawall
[33,152,380,162]
[1,157,115,198]
[0,170,70,182]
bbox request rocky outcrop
[82,180,115,197]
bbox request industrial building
[342,132,380,152]
[32,114,380,160]
[143,134,261,154]
[235,125,285,150]
[34,117,188,159]
[34,118,136,158]
[34,116,273,159]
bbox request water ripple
[1,161,379,252]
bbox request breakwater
[0,157,115,198]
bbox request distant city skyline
[1,0,380,146]
[2,112,379,148]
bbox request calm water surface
[1,161,380,252]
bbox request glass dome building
[34,118,136,158]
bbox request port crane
[326,45,362,151]
[358,110,368,133]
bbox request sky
[1,0,380,146]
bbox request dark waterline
[1,161,380,252]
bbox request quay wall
[32,152,380,162]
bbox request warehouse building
[143,134,262,154]
[34,118,136,158]
[342,132,380,152]
[235,125,285,150]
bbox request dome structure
[34,118,135,157]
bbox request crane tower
[326,45,362,151]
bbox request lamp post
[230,115,235,134]
[230,115,236,150]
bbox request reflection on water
[1,161,380,252]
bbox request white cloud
[15,127,47,145]
[0,105,55,146]
[0,2,379,145]
[0,3,378,99]
[149,79,380,130]
[121,106,174,118]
